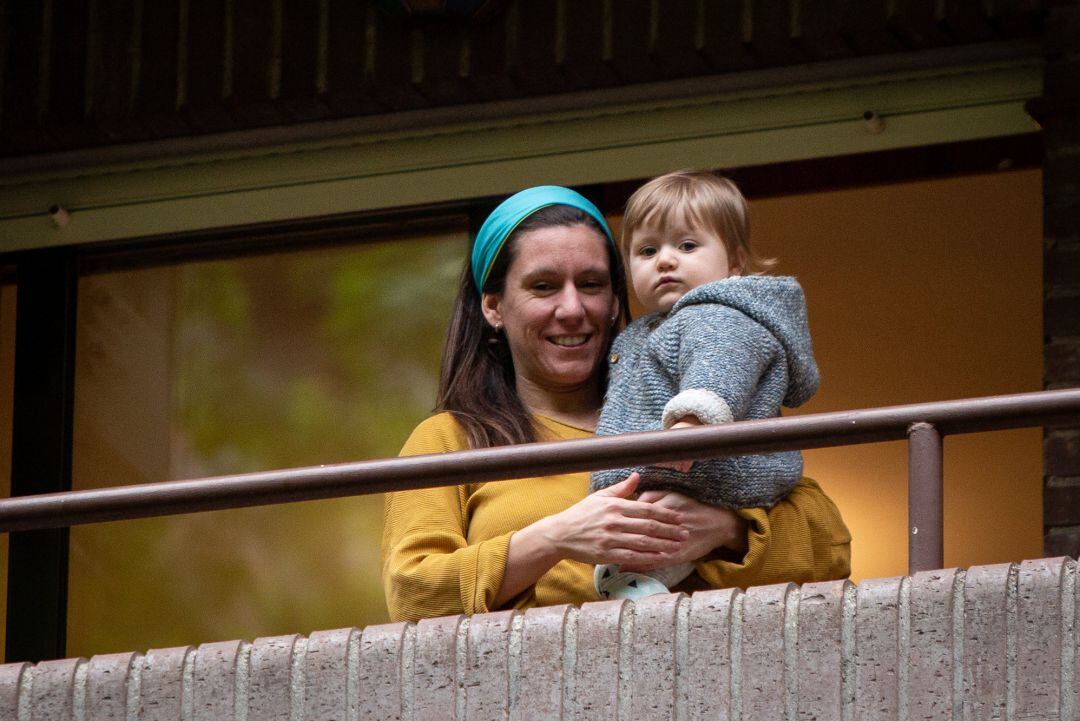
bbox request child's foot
[594,564,670,600]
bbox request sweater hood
[670,276,819,406]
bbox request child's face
[627,220,740,314]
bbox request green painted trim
[0,57,1042,252]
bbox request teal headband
[470,186,615,290]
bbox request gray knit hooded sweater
[590,275,819,509]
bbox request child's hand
[653,416,703,472]
[541,472,689,570]
[637,488,673,504]
[633,489,749,562]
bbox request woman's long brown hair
[435,205,630,449]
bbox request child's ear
[731,247,749,275]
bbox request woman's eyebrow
[518,268,557,282]
[519,266,608,282]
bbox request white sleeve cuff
[662,389,734,428]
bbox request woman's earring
[488,323,503,344]
[610,316,617,327]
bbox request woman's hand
[540,473,690,569]
[496,473,690,605]
[628,489,749,569]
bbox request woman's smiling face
[481,224,619,398]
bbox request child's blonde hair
[620,169,775,275]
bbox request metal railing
[2,388,1079,574]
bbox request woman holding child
[381,174,850,623]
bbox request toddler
[590,170,820,600]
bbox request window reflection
[70,231,466,657]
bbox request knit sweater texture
[590,275,819,508]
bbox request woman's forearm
[494,516,564,606]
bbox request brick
[1046,339,1080,384]
[1074,559,1080,719]
[1047,245,1080,287]
[962,563,1012,720]
[518,605,573,718]
[359,624,409,721]
[855,577,903,721]
[630,594,683,721]
[1046,294,1080,337]
[306,628,358,721]
[1047,210,1080,241]
[741,583,794,720]
[909,569,959,721]
[1016,558,1073,717]
[247,635,299,721]
[139,646,191,721]
[1045,483,1080,525]
[1039,113,1080,152]
[573,600,629,719]
[1046,196,1080,247]
[412,615,463,721]
[686,588,737,721]
[1045,5,1080,55]
[796,580,849,721]
[1044,122,1080,162]
[1044,58,1080,107]
[463,610,515,720]
[1044,150,1080,191]
[30,657,83,721]
[0,662,29,720]
[86,652,140,721]
[15,557,1080,720]
[1045,526,1080,557]
[192,640,244,721]
[1047,430,1080,477]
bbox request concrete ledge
[2,557,1077,720]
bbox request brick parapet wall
[1040,1,1080,556]
[2,557,1078,720]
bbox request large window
[15,165,1043,658]
[69,228,467,657]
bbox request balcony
[2,389,1078,718]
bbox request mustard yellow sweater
[382,413,851,623]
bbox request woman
[382,186,850,622]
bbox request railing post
[907,422,944,574]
